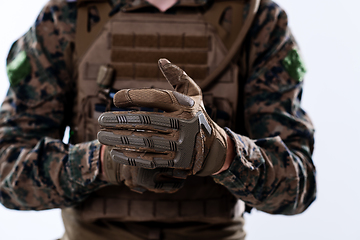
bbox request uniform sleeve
[213,2,316,215]
[0,0,108,210]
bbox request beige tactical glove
[102,145,187,193]
[98,59,228,178]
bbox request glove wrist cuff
[103,147,121,184]
[196,127,228,176]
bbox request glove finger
[98,129,177,151]
[110,148,177,169]
[158,58,202,97]
[98,111,212,139]
[98,112,182,132]
[113,88,194,111]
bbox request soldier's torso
[68,0,248,225]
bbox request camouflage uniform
[0,0,316,238]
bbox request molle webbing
[75,0,250,80]
[112,35,208,62]
[111,49,208,65]
[110,33,210,81]
[85,63,209,82]
[79,195,240,222]
[76,176,245,223]
[112,34,210,49]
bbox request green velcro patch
[6,51,31,86]
[282,48,306,82]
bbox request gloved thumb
[158,58,202,97]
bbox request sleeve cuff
[68,140,108,190]
[212,128,264,191]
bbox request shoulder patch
[282,48,306,82]
[6,51,31,86]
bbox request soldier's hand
[100,145,187,193]
[98,59,230,177]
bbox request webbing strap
[80,197,245,222]
[112,34,210,49]
[111,49,208,64]
[85,63,209,81]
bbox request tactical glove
[102,145,187,193]
[98,59,228,177]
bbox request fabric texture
[0,0,315,223]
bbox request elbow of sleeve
[299,170,317,214]
[258,158,317,216]
[295,154,317,214]
[0,181,50,210]
[279,170,317,215]
[0,188,23,210]
[284,148,317,215]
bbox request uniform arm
[213,2,316,215]
[0,1,107,210]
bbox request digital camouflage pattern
[0,0,316,216]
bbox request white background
[0,0,359,239]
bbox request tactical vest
[69,0,259,223]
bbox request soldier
[0,0,316,239]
